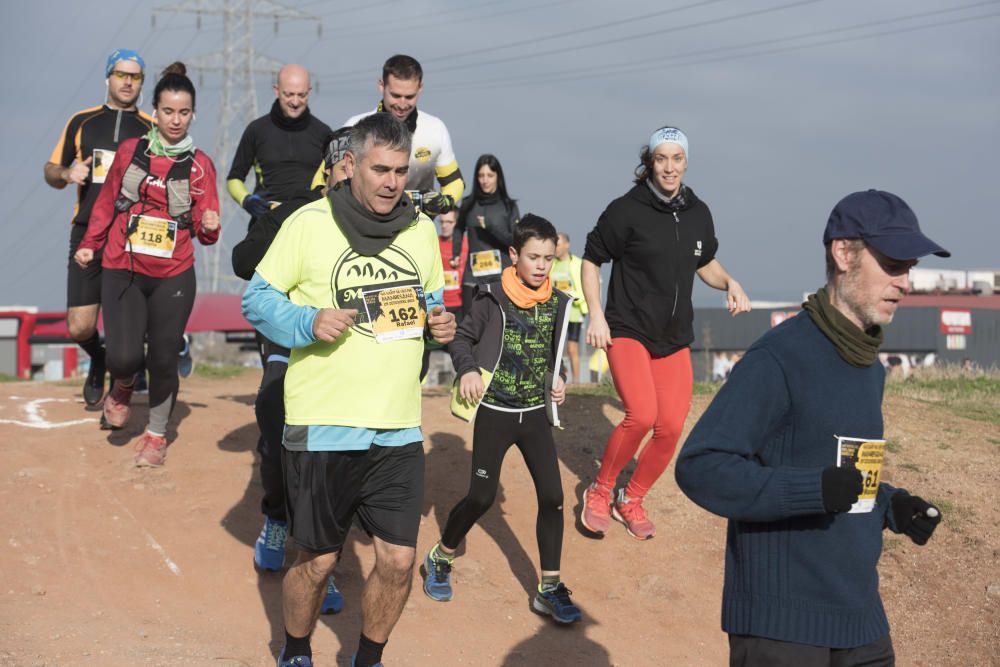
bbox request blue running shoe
[422,548,453,601]
[532,582,582,624]
[350,654,384,667]
[178,335,193,378]
[254,517,287,571]
[277,648,312,667]
[320,575,344,614]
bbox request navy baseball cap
[823,190,950,260]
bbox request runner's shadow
[423,431,538,597]
[214,419,290,656]
[552,393,636,539]
[218,393,256,406]
[214,416,365,662]
[501,616,611,666]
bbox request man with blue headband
[44,49,153,407]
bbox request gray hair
[347,112,411,163]
[825,238,866,282]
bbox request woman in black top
[452,154,520,306]
[579,127,751,541]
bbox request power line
[429,0,819,77]
[432,5,1000,93]
[318,0,737,83]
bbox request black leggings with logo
[101,267,196,413]
[440,405,564,571]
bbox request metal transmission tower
[151,1,321,293]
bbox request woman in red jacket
[75,62,220,467]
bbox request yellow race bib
[363,285,428,343]
[837,436,886,513]
[127,214,177,258]
[471,249,502,277]
[92,149,115,184]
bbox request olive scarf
[802,287,883,368]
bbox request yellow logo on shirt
[414,147,432,162]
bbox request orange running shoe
[612,489,655,540]
[102,381,134,429]
[134,431,168,467]
[581,482,613,535]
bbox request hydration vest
[114,137,195,230]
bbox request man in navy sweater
[676,190,946,666]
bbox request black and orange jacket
[49,105,154,225]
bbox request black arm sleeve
[448,292,490,377]
[480,201,518,250]
[226,124,256,183]
[583,204,627,266]
[697,208,720,269]
[231,212,280,280]
[231,190,319,280]
[452,203,470,261]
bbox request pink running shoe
[134,432,168,467]
[102,381,135,429]
[612,489,655,540]
[581,483,613,535]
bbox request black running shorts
[66,224,103,308]
[282,442,425,554]
[566,322,582,343]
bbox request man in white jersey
[330,54,464,210]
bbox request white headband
[648,127,689,159]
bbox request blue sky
[1,0,997,309]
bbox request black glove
[821,466,863,513]
[421,192,454,216]
[242,191,272,218]
[891,493,941,545]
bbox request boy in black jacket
[421,214,581,624]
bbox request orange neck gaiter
[501,265,553,309]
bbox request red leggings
[595,338,693,498]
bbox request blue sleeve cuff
[426,288,445,311]
[242,273,319,349]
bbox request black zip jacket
[226,101,334,203]
[450,281,570,425]
[453,198,520,284]
[231,188,322,280]
[583,182,718,357]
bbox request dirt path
[0,375,996,666]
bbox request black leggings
[441,405,564,571]
[101,267,196,411]
[255,332,289,521]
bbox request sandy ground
[0,373,997,666]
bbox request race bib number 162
[363,285,428,343]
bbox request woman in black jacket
[452,154,520,307]
[579,126,751,541]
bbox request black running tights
[441,406,564,571]
[101,267,196,411]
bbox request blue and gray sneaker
[254,517,287,571]
[350,654,383,667]
[422,549,453,601]
[320,575,344,614]
[532,582,582,624]
[178,334,193,378]
[277,648,312,667]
